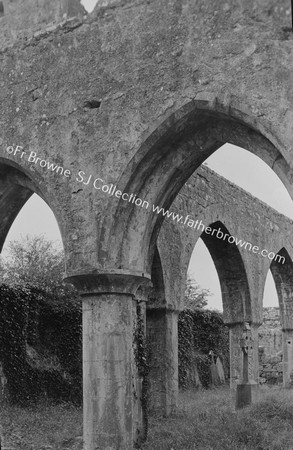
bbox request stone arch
[269,248,293,329]
[0,158,66,252]
[149,218,253,409]
[149,246,166,307]
[267,248,293,387]
[99,95,293,275]
[0,158,70,414]
[191,220,251,324]
[185,221,255,387]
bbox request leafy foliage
[0,236,82,405]
[178,308,229,389]
[0,284,31,405]
[133,303,150,444]
[0,284,82,405]
[183,275,212,310]
[0,235,78,304]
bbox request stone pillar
[229,322,260,389]
[65,272,151,450]
[132,286,149,444]
[146,307,179,416]
[282,329,293,387]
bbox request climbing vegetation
[178,308,229,389]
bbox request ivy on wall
[0,284,82,405]
[133,302,150,446]
[178,309,229,389]
[0,283,230,406]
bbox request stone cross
[240,322,254,383]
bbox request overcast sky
[188,144,293,311]
[4,143,292,311]
[80,0,98,13]
[3,0,292,310]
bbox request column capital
[134,283,154,302]
[64,269,152,296]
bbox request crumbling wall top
[0,0,86,50]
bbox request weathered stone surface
[146,308,178,415]
[184,350,203,389]
[155,167,293,407]
[257,309,293,387]
[2,0,293,448]
[68,273,151,450]
[236,382,259,409]
[259,355,283,386]
[228,323,260,389]
[158,165,293,323]
[0,0,293,278]
[0,0,86,50]
[259,308,282,357]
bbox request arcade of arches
[155,165,293,414]
[2,0,293,449]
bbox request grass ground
[2,385,293,449]
[142,385,293,450]
[0,401,82,449]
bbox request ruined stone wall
[183,166,293,245]
[262,307,281,329]
[259,307,282,356]
[157,164,293,316]
[0,0,86,49]
[1,0,293,278]
[258,307,283,384]
[2,1,293,444]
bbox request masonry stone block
[236,382,259,409]
[2,0,293,447]
[146,307,179,416]
[282,330,293,388]
[66,273,151,450]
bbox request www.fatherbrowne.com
[152,204,285,265]
[3,145,284,264]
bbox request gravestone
[236,322,259,409]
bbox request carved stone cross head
[240,322,254,355]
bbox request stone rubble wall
[259,307,283,384]
[259,307,282,356]
[158,164,293,314]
